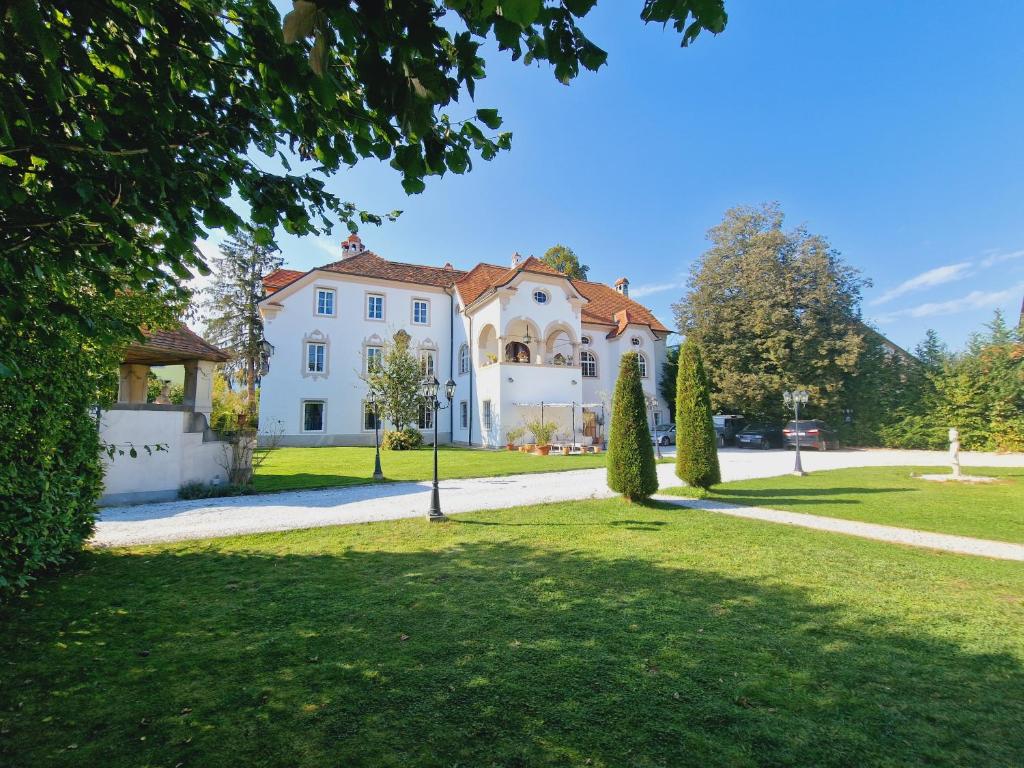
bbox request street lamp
[646,395,662,459]
[422,375,456,522]
[783,389,810,476]
[368,389,383,481]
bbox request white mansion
[258,235,671,447]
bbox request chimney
[510,252,523,268]
[341,233,366,259]
[614,276,629,297]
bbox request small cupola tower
[341,234,366,259]
[614,277,629,297]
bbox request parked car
[736,423,784,449]
[782,420,838,451]
[651,424,676,446]
[712,414,746,447]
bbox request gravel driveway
[94,448,1024,547]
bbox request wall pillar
[183,360,216,415]
[118,364,150,404]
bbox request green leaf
[500,0,541,26]
[475,108,503,130]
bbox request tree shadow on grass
[1,542,1022,768]
[708,486,915,507]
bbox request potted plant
[505,426,525,451]
[527,419,557,455]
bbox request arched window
[504,341,530,363]
[637,352,648,378]
[581,350,597,378]
[458,344,470,375]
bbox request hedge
[606,351,658,501]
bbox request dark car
[712,415,746,447]
[736,423,784,449]
[651,424,676,446]
[783,420,838,451]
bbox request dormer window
[533,290,549,305]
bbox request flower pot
[535,445,551,456]
[561,446,571,456]
[506,443,516,451]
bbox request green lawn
[663,465,1024,543]
[254,445,611,492]
[3,499,1023,767]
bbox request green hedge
[674,340,721,489]
[0,320,108,597]
[606,352,658,501]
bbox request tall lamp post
[422,375,456,522]
[368,389,383,481]
[783,389,810,476]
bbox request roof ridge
[319,251,467,274]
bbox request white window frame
[532,289,549,305]
[637,352,648,378]
[366,292,385,321]
[418,401,434,430]
[581,350,597,378]
[458,344,470,375]
[420,350,436,377]
[365,345,383,374]
[315,287,336,317]
[362,401,379,432]
[459,400,468,429]
[301,399,326,433]
[306,341,326,374]
[482,400,492,431]
[411,298,430,326]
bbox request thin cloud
[870,262,973,306]
[629,281,686,299]
[873,283,1024,322]
[981,248,1024,268]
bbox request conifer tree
[607,352,659,501]
[202,230,283,413]
[675,340,721,489]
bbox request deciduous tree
[363,331,423,435]
[542,244,590,280]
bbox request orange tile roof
[262,268,305,294]
[571,279,671,335]
[123,325,230,364]
[320,251,465,287]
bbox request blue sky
[203,1,1024,351]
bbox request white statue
[948,427,961,478]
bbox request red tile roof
[319,251,466,287]
[572,280,670,335]
[263,268,305,294]
[123,325,230,364]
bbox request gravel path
[94,448,1024,552]
[651,495,1024,561]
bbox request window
[306,342,326,373]
[302,400,325,432]
[366,346,382,373]
[631,336,642,346]
[418,401,434,429]
[581,350,597,378]
[653,411,661,425]
[363,402,379,431]
[581,335,591,346]
[459,400,468,429]
[637,352,648,378]
[458,344,470,375]
[420,351,435,377]
[482,400,492,431]
[412,299,429,325]
[315,288,335,316]
[532,289,549,305]
[366,293,384,320]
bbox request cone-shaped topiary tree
[675,340,721,489]
[607,351,659,501]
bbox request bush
[674,341,721,489]
[526,419,557,446]
[179,481,255,500]
[606,352,658,501]
[382,428,423,451]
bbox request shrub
[606,352,658,501]
[505,426,526,445]
[674,341,721,489]
[382,428,423,451]
[526,419,557,446]
[179,481,255,500]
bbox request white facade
[259,244,670,448]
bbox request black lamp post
[422,375,456,522]
[368,389,383,481]
[784,389,810,476]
